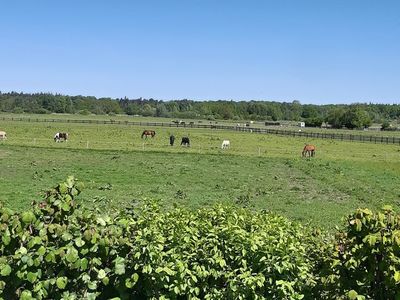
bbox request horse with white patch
[221,140,230,149]
[54,132,68,142]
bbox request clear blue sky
[1,0,399,104]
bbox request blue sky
[1,1,399,104]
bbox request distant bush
[34,108,49,114]
[12,107,24,114]
[77,109,90,115]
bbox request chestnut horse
[302,144,316,157]
[141,130,156,139]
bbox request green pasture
[1,117,399,229]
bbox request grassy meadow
[1,115,400,229]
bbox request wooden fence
[1,116,400,145]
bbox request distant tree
[301,105,318,119]
[342,106,372,129]
[304,117,323,127]
[1,92,400,124]
[381,120,391,130]
[155,103,168,117]
[141,104,155,117]
[290,100,302,121]
[326,108,346,128]
[267,104,283,121]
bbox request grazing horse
[169,135,175,146]
[141,130,156,139]
[54,132,68,142]
[181,137,190,147]
[302,144,316,157]
[221,140,230,149]
[0,131,6,140]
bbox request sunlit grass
[1,116,399,229]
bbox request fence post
[86,141,89,149]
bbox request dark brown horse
[141,130,156,139]
[302,144,316,157]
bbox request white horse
[221,140,230,149]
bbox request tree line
[1,91,399,129]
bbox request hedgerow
[1,177,400,299]
[319,206,400,299]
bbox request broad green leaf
[394,271,400,283]
[56,276,68,289]
[21,211,36,224]
[27,272,38,283]
[125,278,134,288]
[80,258,89,270]
[114,257,125,275]
[66,247,79,263]
[75,237,85,247]
[61,203,71,212]
[45,252,56,263]
[1,235,11,246]
[0,264,11,276]
[348,290,358,300]
[102,276,109,285]
[97,217,106,226]
[98,269,106,279]
[59,183,68,194]
[20,290,33,300]
[87,281,97,290]
[37,246,46,256]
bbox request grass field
[1,115,400,229]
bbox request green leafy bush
[320,206,400,299]
[0,177,322,299]
[4,177,400,299]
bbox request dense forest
[1,91,399,129]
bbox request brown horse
[141,130,156,139]
[302,144,316,157]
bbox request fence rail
[1,116,400,145]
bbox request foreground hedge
[320,206,400,300]
[0,177,323,299]
[1,177,400,299]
